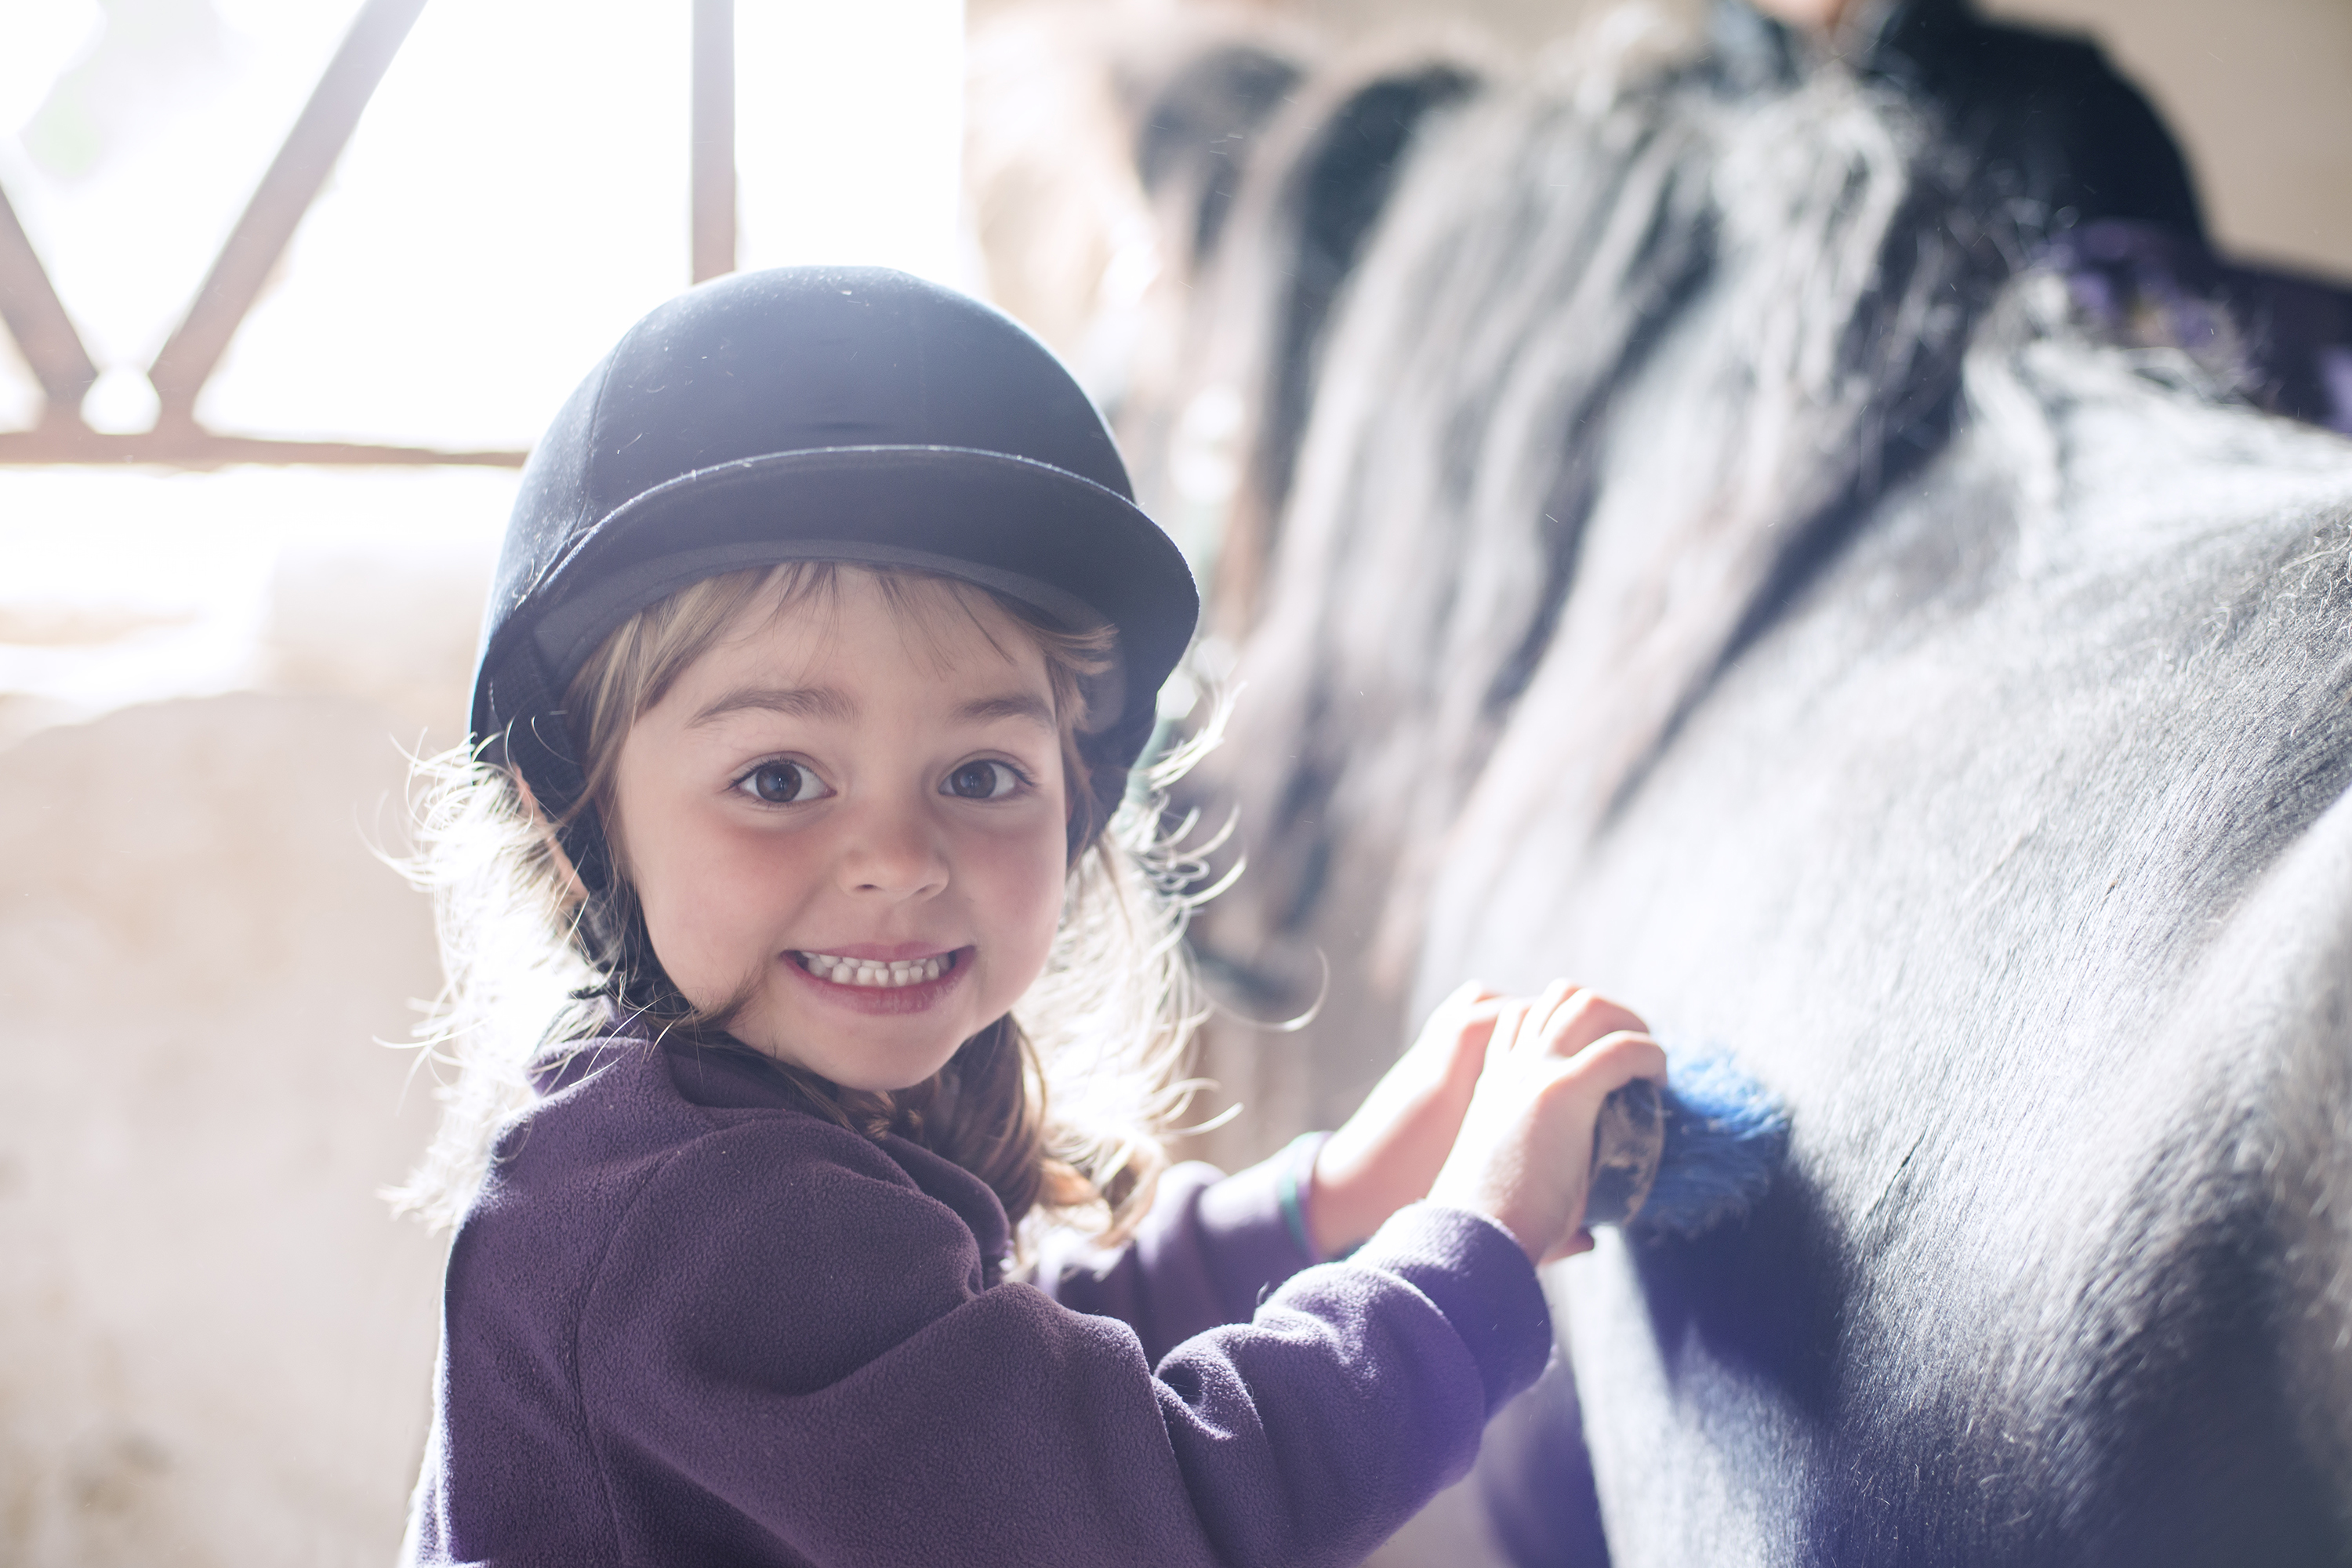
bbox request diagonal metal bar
[0,180,100,427]
[147,0,430,426]
[691,0,737,284]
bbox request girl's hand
[1307,981,1505,1258]
[1427,981,1665,1265]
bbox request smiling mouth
[793,950,960,989]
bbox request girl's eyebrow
[685,687,1052,731]
[689,686,856,727]
[958,692,1056,730]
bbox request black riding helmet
[471,267,1199,893]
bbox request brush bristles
[1628,1050,1791,1241]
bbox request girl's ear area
[513,773,590,902]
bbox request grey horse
[1062,2,2352,1561]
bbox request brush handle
[1584,1078,1664,1227]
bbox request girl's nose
[836,796,949,898]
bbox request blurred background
[0,0,2343,1562]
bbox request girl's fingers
[1417,982,1497,1066]
[1483,997,1538,1064]
[1406,982,1512,1078]
[1443,999,1510,1084]
[1564,1029,1668,1094]
[1461,998,1508,1040]
[1536,989,1649,1060]
[1435,980,1508,1023]
[1530,978,1580,1019]
[1516,979,1580,1054]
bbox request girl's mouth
[785,947,971,1014]
[791,949,960,989]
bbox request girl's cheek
[961,815,1067,947]
[633,804,815,988]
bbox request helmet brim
[471,444,1196,860]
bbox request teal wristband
[1275,1131,1330,1264]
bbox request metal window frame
[0,0,737,470]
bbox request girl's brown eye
[740,762,822,804]
[943,760,1018,800]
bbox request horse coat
[1439,301,2352,1563]
[1013,2,2352,1561]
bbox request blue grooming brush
[1584,1049,1790,1240]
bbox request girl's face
[608,570,1072,1091]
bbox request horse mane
[963,4,1308,430]
[1182,38,1491,640]
[1189,16,2122,1009]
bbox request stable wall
[0,466,507,1565]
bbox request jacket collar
[549,1023,1020,1286]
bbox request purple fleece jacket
[404,1030,1553,1566]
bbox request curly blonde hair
[390,562,1223,1250]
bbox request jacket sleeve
[574,1122,1551,1568]
[1032,1145,1323,1361]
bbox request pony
[969,5,2352,1561]
[968,1,2352,1561]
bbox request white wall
[0,693,448,1565]
[0,466,507,1565]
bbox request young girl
[400,266,1662,1566]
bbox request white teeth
[797,952,951,988]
